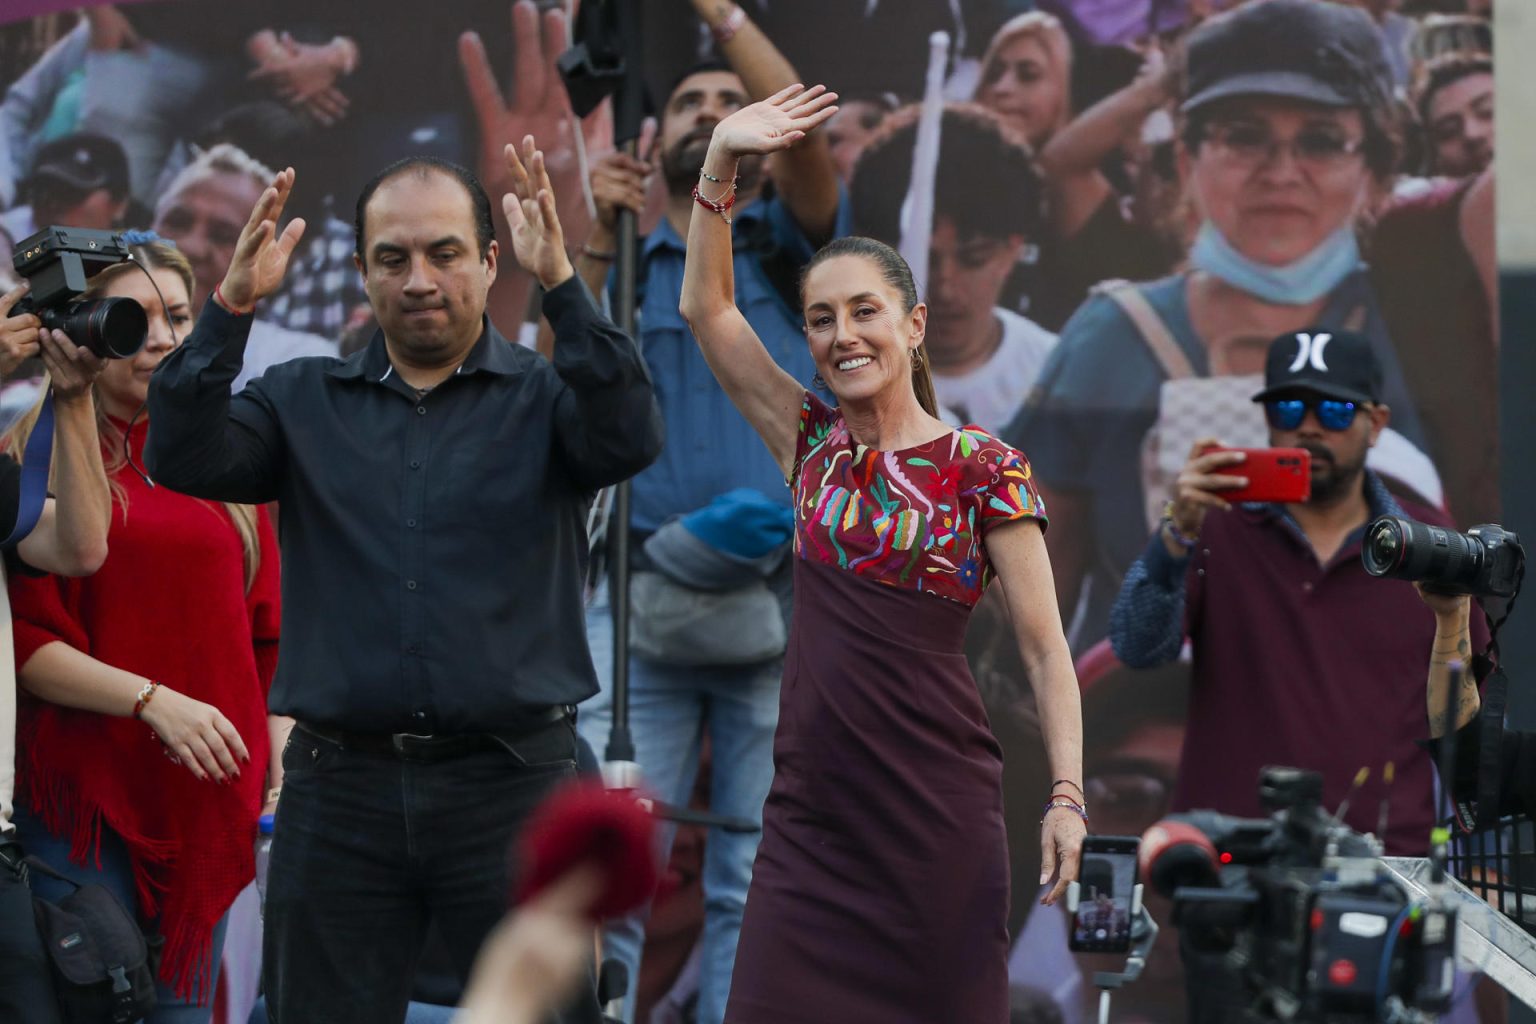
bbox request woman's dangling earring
[911,348,922,370]
[813,372,827,388]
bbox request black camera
[1363,516,1523,599]
[1144,768,1455,1023]
[11,225,146,359]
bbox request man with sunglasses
[1111,327,1484,850]
[1108,327,1485,1020]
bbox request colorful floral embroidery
[792,393,1047,606]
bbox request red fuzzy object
[512,780,660,921]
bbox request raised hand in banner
[459,0,615,236]
[248,32,358,127]
[216,167,308,312]
[501,135,574,292]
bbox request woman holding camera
[5,241,280,1021]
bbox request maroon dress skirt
[725,395,1048,1023]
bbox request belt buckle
[391,732,436,755]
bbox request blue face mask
[1190,222,1362,305]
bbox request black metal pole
[603,0,646,786]
[605,195,638,778]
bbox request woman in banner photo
[5,241,280,1022]
[679,85,1085,1023]
[1010,0,1446,653]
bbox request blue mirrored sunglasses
[1264,398,1359,432]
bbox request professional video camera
[11,225,147,359]
[1142,767,1456,1023]
[1363,516,1523,599]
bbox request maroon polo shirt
[1172,496,1488,855]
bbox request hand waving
[501,136,573,291]
[218,167,307,312]
[711,84,839,160]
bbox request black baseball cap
[1252,327,1382,406]
[23,132,130,199]
[1182,0,1392,115]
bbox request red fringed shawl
[10,417,280,1002]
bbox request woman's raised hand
[710,84,839,159]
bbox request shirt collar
[640,195,768,259]
[325,317,526,382]
[1253,469,1402,549]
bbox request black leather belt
[294,705,571,762]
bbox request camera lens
[1362,515,1485,594]
[1363,518,1403,576]
[41,297,147,359]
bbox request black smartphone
[1067,835,1141,953]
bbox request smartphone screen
[1068,835,1140,953]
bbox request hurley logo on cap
[1253,326,1383,407]
[1288,331,1332,373]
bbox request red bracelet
[132,681,160,719]
[691,183,736,225]
[213,282,254,317]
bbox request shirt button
[406,643,418,654]
[406,580,418,591]
[1302,581,1314,593]
[407,518,417,528]
[412,710,427,721]
[416,406,427,416]
[409,460,420,469]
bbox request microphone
[512,780,661,921]
[1140,818,1221,900]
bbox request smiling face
[357,170,496,370]
[1186,99,1373,267]
[801,254,925,408]
[95,266,193,421]
[976,34,1067,149]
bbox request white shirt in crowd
[931,306,1057,435]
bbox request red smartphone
[1201,446,1312,504]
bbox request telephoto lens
[1363,515,1523,598]
[37,297,147,359]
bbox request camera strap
[1,391,54,546]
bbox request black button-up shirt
[145,278,662,733]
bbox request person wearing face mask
[1106,327,1485,1022]
[1006,0,1442,654]
[3,242,281,1021]
[681,85,1084,1024]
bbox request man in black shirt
[145,142,661,1023]
[0,294,113,1024]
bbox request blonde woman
[6,242,280,1021]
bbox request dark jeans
[0,835,61,1024]
[263,720,599,1024]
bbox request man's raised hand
[217,167,307,312]
[501,136,573,292]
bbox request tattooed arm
[1422,587,1478,738]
